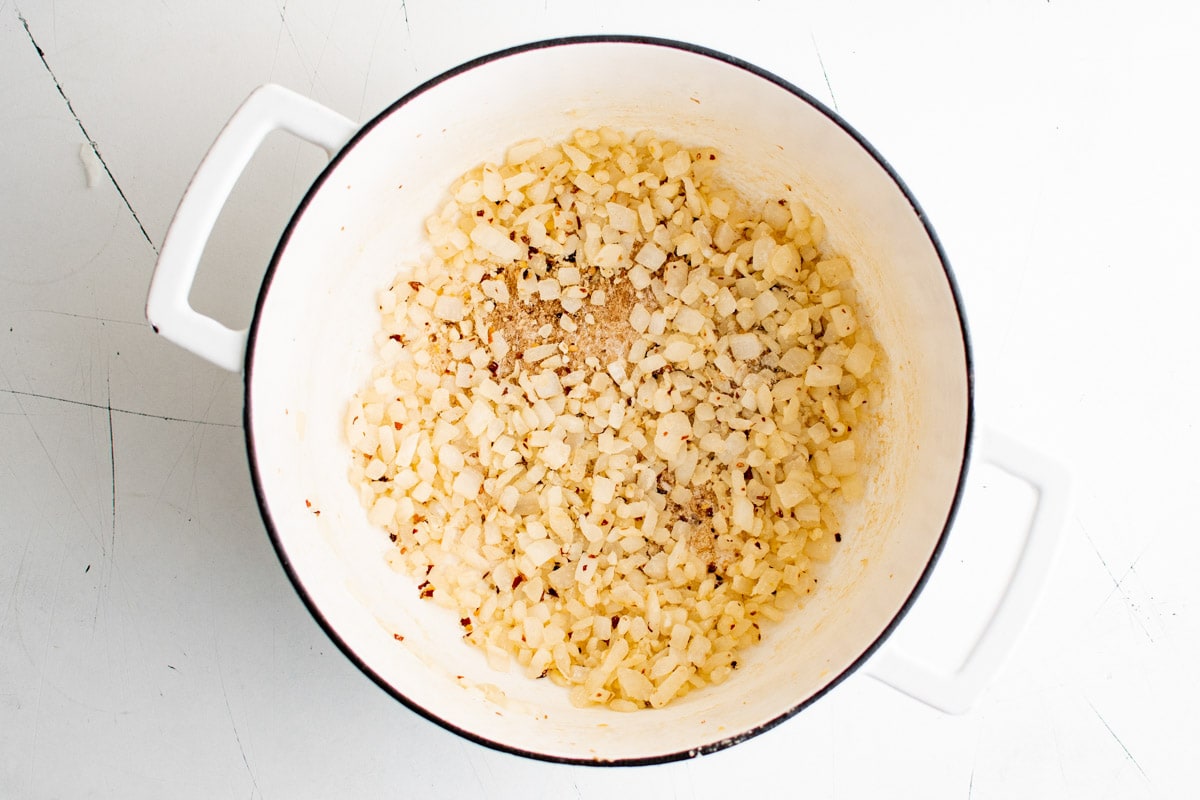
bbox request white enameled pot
[147,37,1067,764]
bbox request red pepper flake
[408,281,422,291]
[512,574,525,590]
[394,421,403,430]
[393,633,405,642]
[460,617,472,628]
[389,334,405,343]
[476,209,485,216]
[304,499,312,508]
[417,581,434,599]
[611,615,619,629]
[834,532,842,542]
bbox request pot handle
[146,84,357,372]
[865,428,1070,713]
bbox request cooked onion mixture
[347,128,881,710]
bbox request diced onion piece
[663,150,691,179]
[767,243,802,282]
[844,341,876,379]
[507,138,544,165]
[662,340,695,363]
[827,439,857,476]
[606,202,639,233]
[728,333,763,361]
[634,243,667,270]
[532,371,563,399]
[779,347,814,375]
[433,295,464,321]
[805,364,842,388]
[452,468,483,499]
[524,538,559,569]
[470,222,523,261]
[674,306,705,335]
[829,305,856,338]
[654,411,692,461]
[776,478,812,509]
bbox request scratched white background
[2,0,1197,797]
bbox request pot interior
[246,39,970,763]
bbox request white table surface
[2,1,1197,797]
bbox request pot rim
[242,34,975,767]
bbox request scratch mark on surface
[153,373,226,514]
[269,0,289,79]
[966,728,981,798]
[461,744,489,797]
[154,424,204,508]
[3,389,105,552]
[1050,722,1070,788]
[356,4,389,121]
[1088,701,1148,780]
[106,374,116,562]
[216,641,262,798]
[18,12,157,254]
[307,0,344,98]
[1080,520,1154,642]
[401,0,410,35]
[0,388,239,428]
[33,309,144,327]
[268,0,317,93]
[27,539,69,789]
[1099,541,1153,606]
[811,33,839,112]
[0,521,35,635]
